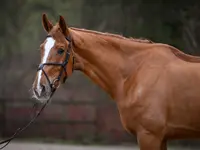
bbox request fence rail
[0,98,133,144]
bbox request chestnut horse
[32,14,200,150]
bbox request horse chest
[117,82,168,135]
[117,97,146,134]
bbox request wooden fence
[0,98,134,144]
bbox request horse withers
[32,13,200,150]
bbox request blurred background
[1,0,200,149]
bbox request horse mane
[69,27,200,63]
[168,45,200,63]
[70,27,154,44]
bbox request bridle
[0,35,74,149]
[37,34,74,93]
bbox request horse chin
[32,91,52,103]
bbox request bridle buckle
[51,78,60,89]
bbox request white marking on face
[37,37,55,95]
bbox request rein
[0,35,74,149]
[37,35,74,92]
[0,99,50,149]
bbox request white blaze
[37,37,55,93]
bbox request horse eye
[57,49,64,55]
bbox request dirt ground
[2,142,199,150]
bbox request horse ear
[59,15,70,36]
[42,13,53,33]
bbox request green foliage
[81,1,200,54]
[1,0,200,60]
[0,0,84,61]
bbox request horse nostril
[40,84,46,93]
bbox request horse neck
[70,28,149,100]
